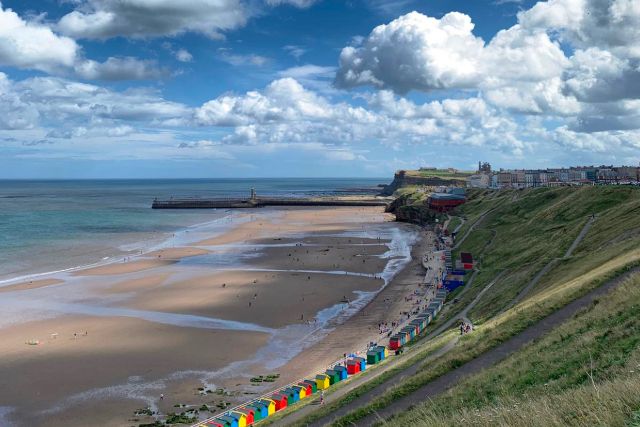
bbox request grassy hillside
[290,185,640,426]
[391,273,640,426]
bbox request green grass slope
[290,185,640,426]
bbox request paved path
[453,209,493,250]
[347,267,639,426]
[508,215,597,308]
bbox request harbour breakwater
[152,197,389,209]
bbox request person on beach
[320,390,324,404]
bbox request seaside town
[466,163,640,188]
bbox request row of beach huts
[195,289,448,427]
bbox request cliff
[380,170,468,196]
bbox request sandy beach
[0,206,429,426]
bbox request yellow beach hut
[258,399,276,416]
[229,411,247,427]
[315,373,330,390]
[292,385,307,399]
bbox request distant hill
[380,169,472,195]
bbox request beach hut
[389,335,402,350]
[236,408,255,426]
[299,381,314,395]
[418,312,432,323]
[375,345,388,360]
[427,302,440,315]
[271,393,288,411]
[246,405,264,422]
[366,349,380,365]
[315,374,330,390]
[292,384,307,399]
[346,359,361,375]
[436,289,448,300]
[334,365,348,381]
[258,399,276,416]
[402,326,415,340]
[354,356,367,372]
[206,421,226,427]
[282,388,299,404]
[325,369,341,385]
[229,411,247,427]
[218,416,238,427]
[302,380,317,394]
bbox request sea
[0,178,387,283]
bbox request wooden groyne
[151,197,389,209]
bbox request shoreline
[0,206,428,426]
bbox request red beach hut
[271,393,288,411]
[298,382,313,395]
[346,359,360,375]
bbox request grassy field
[405,169,474,180]
[288,186,640,426]
[389,273,640,426]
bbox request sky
[0,0,639,178]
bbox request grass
[405,169,474,180]
[446,216,462,233]
[388,273,640,426]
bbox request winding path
[508,215,597,308]
[453,209,493,250]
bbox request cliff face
[385,193,441,226]
[380,170,466,196]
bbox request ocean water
[0,178,386,282]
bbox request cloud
[0,73,190,132]
[336,12,485,93]
[283,45,306,59]
[217,49,270,66]
[58,0,248,39]
[0,4,78,73]
[175,49,193,63]
[193,77,526,156]
[74,57,170,81]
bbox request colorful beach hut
[375,345,388,360]
[325,369,341,385]
[257,399,276,416]
[302,380,317,394]
[218,416,238,427]
[206,421,225,427]
[235,409,254,426]
[334,365,348,381]
[354,357,367,371]
[245,405,264,422]
[346,359,361,375]
[229,411,247,427]
[367,349,380,365]
[270,393,288,411]
[299,381,314,395]
[282,388,299,404]
[315,374,330,390]
[292,385,307,399]
[389,335,402,350]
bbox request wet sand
[0,206,425,426]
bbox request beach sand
[0,206,428,426]
[0,278,64,293]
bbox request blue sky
[0,0,639,178]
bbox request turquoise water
[0,178,385,281]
